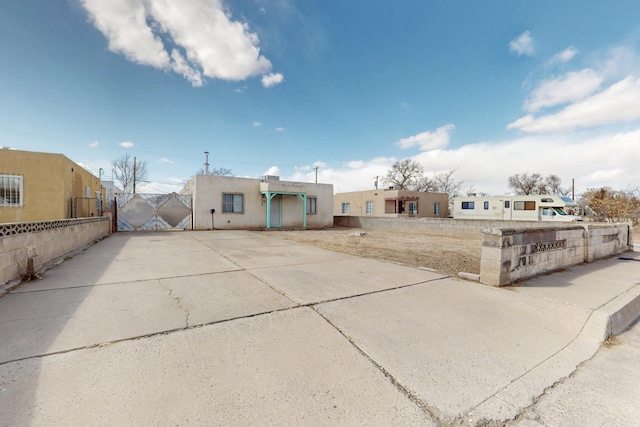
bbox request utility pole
[204,152,210,175]
[572,178,575,200]
[314,166,319,183]
[133,156,137,194]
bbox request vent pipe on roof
[204,151,209,175]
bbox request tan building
[333,188,449,218]
[182,174,334,230]
[0,148,103,223]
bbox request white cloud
[287,156,395,193]
[396,124,455,151]
[523,69,603,113]
[509,30,535,57]
[509,75,640,133]
[119,141,134,148]
[159,157,175,164]
[274,127,287,132]
[89,141,99,148]
[80,0,281,87]
[261,72,284,88]
[252,121,263,127]
[548,47,579,65]
[263,166,280,176]
[283,128,640,196]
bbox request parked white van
[452,195,582,222]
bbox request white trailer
[452,195,582,222]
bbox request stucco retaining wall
[480,223,633,286]
[0,217,111,288]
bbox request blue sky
[1,1,639,195]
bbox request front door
[270,195,282,227]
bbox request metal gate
[116,193,192,231]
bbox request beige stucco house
[0,148,103,223]
[182,174,334,230]
[334,188,449,218]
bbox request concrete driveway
[1,230,638,426]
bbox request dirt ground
[266,227,482,277]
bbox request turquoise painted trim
[260,190,307,229]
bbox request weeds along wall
[0,217,111,289]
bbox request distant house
[182,174,333,230]
[333,188,449,218]
[0,148,103,223]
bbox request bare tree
[433,168,464,199]
[508,173,543,195]
[543,174,570,195]
[197,167,234,176]
[414,175,437,192]
[383,159,424,190]
[112,153,148,194]
[509,173,572,195]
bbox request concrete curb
[598,283,640,336]
[467,283,640,425]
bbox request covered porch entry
[385,195,419,215]
[260,190,308,229]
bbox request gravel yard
[266,227,482,277]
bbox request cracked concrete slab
[0,270,298,364]
[214,242,350,270]
[1,230,638,426]
[0,308,437,426]
[250,257,446,305]
[315,278,596,424]
[156,270,297,326]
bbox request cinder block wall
[334,216,567,237]
[480,223,633,286]
[0,217,111,287]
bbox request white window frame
[341,202,350,214]
[222,193,244,213]
[408,201,418,215]
[365,200,373,215]
[434,202,440,215]
[0,175,23,207]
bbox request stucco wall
[333,189,449,218]
[185,175,334,230]
[0,217,111,288]
[0,149,102,223]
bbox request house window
[514,201,536,211]
[0,175,23,206]
[484,201,489,210]
[222,193,243,213]
[461,201,475,209]
[307,197,317,214]
[365,201,373,215]
[341,202,350,214]
[408,202,418,214]
[434,202,440,215]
